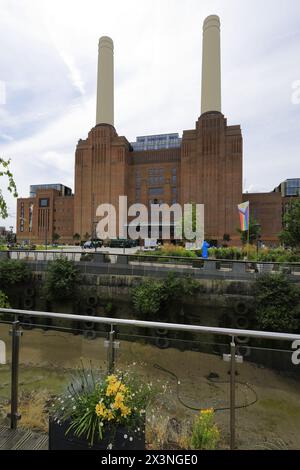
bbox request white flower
[61,407,65,411]
[100,422,104,427]
[178,381,181,385]
[129,437,133,442]
[124,434,128,439]
[71,398,74,401]
[137,427,140,432]
[73,406,76,410]
[107,443,113,450]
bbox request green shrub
[132,279,166,317]
[0,290,10,308]
[208,247,242,260]
[254,273,300,332]
[44,257,81,302]
[132,272,199,319]
[0,259,31,287]
[139,244,197,258]
[190,409,220,450]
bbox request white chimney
[96,36,114,126]
[201,15,221,114]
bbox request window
[135,189,141,202]
[148,168,164,186]
[149,187,164,196]
[20,203,24,232]
[39,198,49,207]
[29,203,33,232]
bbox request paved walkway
[0,425,48,450]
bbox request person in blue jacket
[201,240,210,259]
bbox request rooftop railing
[0,307,300,450]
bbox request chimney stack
[96,36,114,126]
[201,15,221,115]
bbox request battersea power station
[16,15,299,245]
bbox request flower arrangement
[50,364,155,449]
[190,408,220,450]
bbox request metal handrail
[1,306,299,449]
[4,249,300,265]
[1,307,300,342]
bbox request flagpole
[247,223,250,260]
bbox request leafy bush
[208,247,242,260]
[132,273,199,319]
[0,259,31,287]
[254,273,300,332]
[44,257,81,301]
[0,290,10,308]
[208,246,300,262]
[140,244,197,258]
[132,279,167,317]
[190,409,220,450]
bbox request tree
[0,158,18,219]
[0,259,31,287]
[53,233,60,243]
[176,202,200,241]
[279,199,300,249]
[237,215,261,245]
[73,233,81,242]
[44,258,81,301]
[254,273,300,332]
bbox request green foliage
[208,246,243,260]
[254,273,300,332]
[44,257,81,301]
[0,157,18,219]
[177,202,198,240]
[104,302,114,315]
[0,290,10,308]
[237,215,261,245]
[279,199,300,249]
[53,233,60,243]
[190,409,220,450]
[132,272,199,319]
[51,365,155,446]
[208,246,300,262]
[73,233,81,241]
[139,244,197,259]
[132,279,166,317]
[0,259,31,287]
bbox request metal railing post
[107,326,115,374]
[8,320,22,429]
[230,336,236,450]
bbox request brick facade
[74,111,243,243]
[17,188,74,245]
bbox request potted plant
[49,365,154,450]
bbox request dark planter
[49,417,145,450]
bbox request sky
[0,0,300,229]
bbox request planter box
[49,418,145,450]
